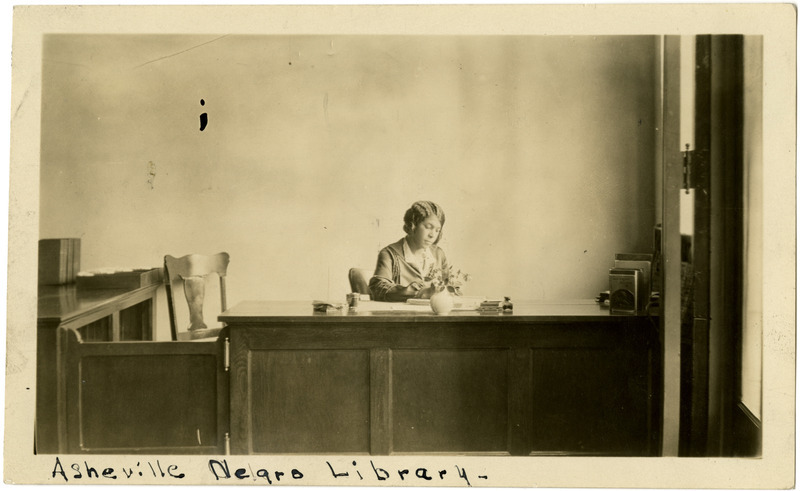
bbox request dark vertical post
[681,34,745,457]
[710,35,744,455]
[680,34,711,457]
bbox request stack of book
[38,238,81,285]
[478,300,503,313]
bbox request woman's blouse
[369,238,448,302]
[402,238,436,279]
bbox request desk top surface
[219,299,637,323]
[38,283,159,324]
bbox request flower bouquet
[427,264,471,295]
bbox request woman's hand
[415,284,438,299]
[398,282,423,298]
[393,281,438,300]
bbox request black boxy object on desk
[38,238,81,285]
[614,253,653,313]
[609,267,641,315]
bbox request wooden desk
[37,283,159,454]
[220,300,661,456]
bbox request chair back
[348,267,372,295]
[164,252,230,341]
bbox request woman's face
[408,215,442,249]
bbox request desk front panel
[36,284,158,454]
[227,316,659,456]
[58,328,229,454]
[246,348,371,454]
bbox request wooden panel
[60,329,227,454]
[36,321,59,454]
[391,349,509,453]
[37,284,161,454]
[682,317,710,456]
[119,300,153,340]
[78,317,112,342]
[530,347,651,455]
[79,355,217,450]
[224,312,660,456]
[247,349,370,454]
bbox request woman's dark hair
[403,201,446,243]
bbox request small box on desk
[38,238,81,285]
[614,253,653,297]
[609,268,641,315]
[76,268,162,290]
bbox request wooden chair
[164,252,230,341]
[348,267,373,295]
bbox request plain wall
[39,35,657,338]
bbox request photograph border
[4,4,796,487]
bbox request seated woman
[369,201,449,302]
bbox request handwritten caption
[51,457,488,486]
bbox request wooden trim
[217,329,231,455]
[228,328,251,454]
[680,34,712,458]
[111,311,121,341]
[65,445,223,455]
[164,256,179,342]
[528,450,646,457]
[392,451,512,457]
[218,321,636,351]
[218,300,631,324]
[369,348,392,455]
[647,326,664,455]
[145,290,156,341]
[55,327,73,453]
[660,35,683,457]
[36,323,60,454]
[508,348,532,456]
[57,284,159,331]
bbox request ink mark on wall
[199,99,208,131]
[147,161,156,189]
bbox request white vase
[430,289,454,315]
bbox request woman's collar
[403,237,432,259]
